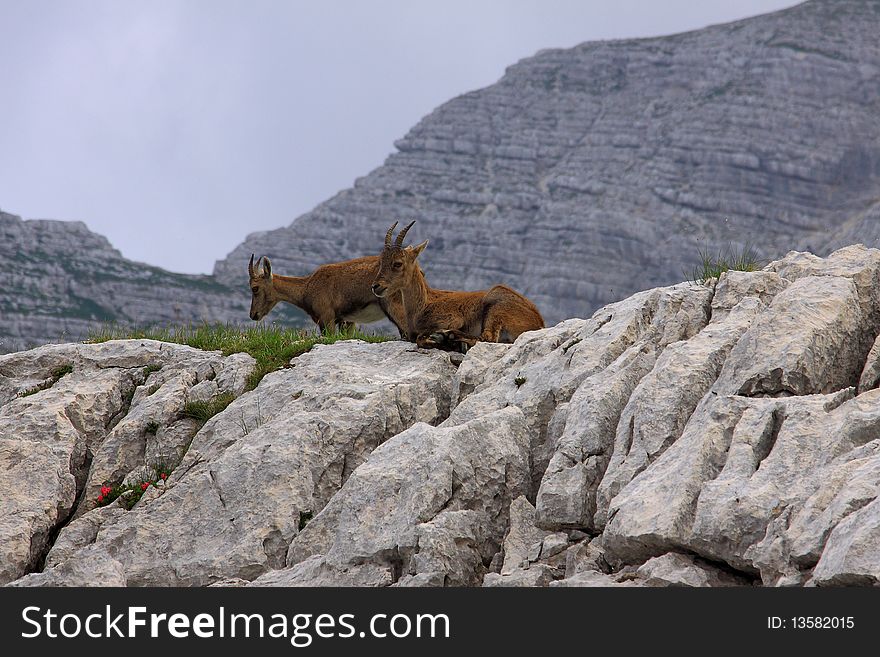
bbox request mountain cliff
[213,0,880,324]
[3,245,880,587]
[0,210,302,353]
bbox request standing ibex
[371,221,544,349]
[248,253,406,334]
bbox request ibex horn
[395,220,416,247]
[385,221,398,248]
[248,254,255,277]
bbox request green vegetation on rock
[87,323,394,390]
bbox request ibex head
[371,221,428,298]
[248,254,278,320]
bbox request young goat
[248,254,406,334]
[371,221,544,349]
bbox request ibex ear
[262,257,272,279]
[408,240,429,259]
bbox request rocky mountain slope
[214,0,880,325]
[3,245,879,587]
[0,210,302,353]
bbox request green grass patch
[143,364,162,378]
[86,323,393,391]
[183,392,237,423]
[18,364,74,397]
[690,244,761,286]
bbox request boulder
[280,407,530,587]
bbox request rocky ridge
[214,0,880,326]
[0,210,304,354]
[2,245,880,587]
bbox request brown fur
[248,254,406,334]
[371,223,544,348]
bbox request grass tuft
[18,364,74,397]
[183,393,237,423]
[143,364,162,378]
[86,323,393,391]
[690,243,761,286]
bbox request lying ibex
[371,221,544,349]
[248,253,406,334]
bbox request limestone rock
[858,334,880,394]
[550,570,643,588]
[593,297,763,529]
[483,565,555,587]
[710,271,788,322]
[636,553,747,587]
[500,496,551,575]
[8,546,127,587]
[810,497,880,586]
[603,385,880,585]
[283,407,530,586]
[447,283,712,496]
[565,538,609,578]
[712,276,865,397]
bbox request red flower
[141,482,149,491]
[97,495,104,503]
[160,473,167,480]
[101,485,112,496]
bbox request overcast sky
[0,0,801,274]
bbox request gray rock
[483,565,555,587]
[858,334,880,394]
[713,276,864,397]
[248,555,393,587]
[187,380,219,404]
[565,538,608,578]
[500,496,550,575]
[550,570,643,588]
[593,297,762,528]
[449,342,511,408]
[810,496,880,586]
[709,270,788,322]
[215,352,258,396]
[8,546,127,587]
[536,342,658,530]
[283,407,530,586]
[536,533,570,560]
[43,505,127,568]
[0,358,135,584]
[394,573,448,587]
[636,553,746,587]
[603,384,880,585]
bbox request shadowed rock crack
[753,406,785,467]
